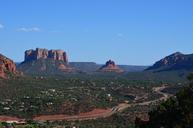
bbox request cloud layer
[17,27,41,32]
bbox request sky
[0,0,193,65]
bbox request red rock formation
[58,63,67,70]
[146,52,193,71]
[156,52,185,66]
[58,63,73,72]
[0,54,17,79]
[48,50,68,62]
[25,48,68,63]
[0,66,5,78]
[99,60,123,73]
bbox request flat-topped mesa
[0,54,17,78]
[99,60,124,73]
[25,48,68,63]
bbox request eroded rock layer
[0,54,17,78]
[25,48,68,62]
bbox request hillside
[146,52,193,72]
[18,59,74,75]
[119,65,148,72]
[69,62,100,72]
[136,74,193,128]
[0,54,17,79]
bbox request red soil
[34,108,112,121]
[0,116,21,122]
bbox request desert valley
[0,48,193,127]
[1,1,193,127]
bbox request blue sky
[0,0,193,65]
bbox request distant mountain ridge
[69,62,100,72]
[119,65,148,72]
[18,61,147,74]
[146,52,193,71]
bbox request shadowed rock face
[99,60,124,73]
[25,48,68,63]
[0,54,17,78]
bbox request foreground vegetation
[0,74,165,119]
[136,74,193,128]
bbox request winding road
[33,85,171,121]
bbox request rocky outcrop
[58,63,73,72]
[146,52,193,71]
[25,48,68,63]
[99,60,124,73]
[18,48,74,74]
[0,54,17,78]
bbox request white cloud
[17,27,41,32]
[112,33,127,41]
[117,33,124,37]
[0,24,4,29]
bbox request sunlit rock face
[18,48,73,74]
[148,52,184,69]
[25,48,68,63]
[0,54,17,79]
[146,52,193,71]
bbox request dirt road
[136,86,171,106]
[33,86,171,121]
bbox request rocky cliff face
[146,52,193,71]
[25,48,68,63]
[18,48,73,74]
[0,54,17,78]
[99,60,123,73]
